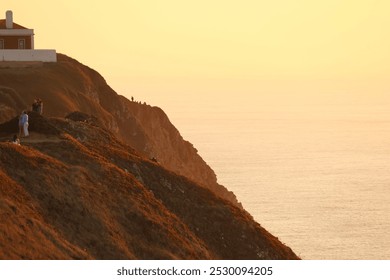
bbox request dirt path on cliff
[0,132,63,144]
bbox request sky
[1,0,390,114]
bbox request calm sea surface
[170,106,390,259]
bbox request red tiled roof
[0,19,29,29]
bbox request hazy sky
[2,0,389,113]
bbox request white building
[0,10,56,62]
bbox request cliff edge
[0,54,238,205]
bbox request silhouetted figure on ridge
[32,98,43,115]
[37,98,43,115]
[32,99,39,112]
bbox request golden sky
[2,0,390,111]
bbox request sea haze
[170,103,390,259]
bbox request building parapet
[0,49,57,62]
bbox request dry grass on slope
[0,114,299,260]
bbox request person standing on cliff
[32,99,39,112]
[37,98,43,115]
[32,98,43,115]
[20,111,29,137]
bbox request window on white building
[0,39,4,49]
[18,39,25,49]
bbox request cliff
[0,112,298,259]
[0,54,238,205]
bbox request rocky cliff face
[0,113,298,259]
[0,54,238,205]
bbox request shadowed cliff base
[0,113,299,259]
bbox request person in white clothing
[20,111,29,137]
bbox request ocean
[169,104,390,259]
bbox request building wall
[0,36,32,49]
[0,50,57,62]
